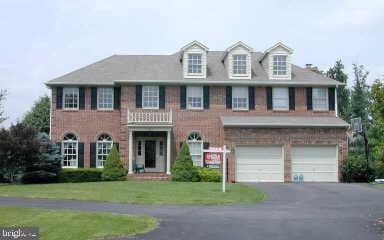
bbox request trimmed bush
[196,167,221,182]
[58,168,103,183]
[342,153,374,182]
[172,142,199,182]
[102,145,126,181]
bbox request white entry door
[236,145,284,182]
[291,145,338,182]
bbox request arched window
[187,132,203,166]
[96,134,113,168]
[62,133,78,168]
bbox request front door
[145,140,156,168]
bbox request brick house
[46,41,349,182]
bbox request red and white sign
[203,151,222,168]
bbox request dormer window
[273,55,287,75]
[233,54,247,75]
[188,53,202,74]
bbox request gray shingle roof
[220,116,349,128]
[46,52,341,86]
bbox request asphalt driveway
[0,183,383,240]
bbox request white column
[335,87,338,117]
[166,130,171,175]
[128,129,133,174]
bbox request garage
[291,145,338,182]
[236,145,284,182]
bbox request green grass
[0,207,157,240]
[0,181,264,205]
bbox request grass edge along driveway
[0,181,264,205]
[0,206,158,240]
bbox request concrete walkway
[0,183,383,240]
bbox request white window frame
[232,87,249,110]
[142,86,159,109]
[187,132,203,167]
[187,53,202,74]
[272,87,289,110]
[97,87,114,110]
[232,54,247,75]
[96,134,113,168]
[62,133,78,168]
[187,86,203,110]
[272,55,288,76]
[63,87,79,110]
[312,88,329,111]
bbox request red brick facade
[51,85,347,181]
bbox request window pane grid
[188,54,202,74]
[63,88,79,109]
[273,88,289,110]
[96,134,113,168]
[233,55,247,75]
[62,133,78,167]
[313,88,328,110]
[232,87,248,110]
[187,87,203,109]
[187,132,203,166]
[142,86,159,108]
[98,88,113,109]
[273,55,287,75]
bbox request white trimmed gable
[261,42,293,80]
[223,41,252,80]
[181,41,208,79]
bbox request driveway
[0,183,383,240]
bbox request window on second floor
[142,86,159,109]
[272,87,289,110]
[233,54,247,75]
[97,88,114,110]
[312,88,328,111]
[187,86,203,110]
[232,87,249,110]
[273,55,287,76]
[187,54,202,74]
[63,87,79,110]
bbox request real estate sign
[203,147,223,168]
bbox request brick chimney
[305,64,312,69]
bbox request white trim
[272,87,289,111]
[312,87,329,111]
[142,85,159,109]
[335,87,338,117]
[186,86,203,110]
[97,87,114,110]
[63,87,79,110]
[181,40,209,51]
[232,86,249,110]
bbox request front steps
[127,172,170,181]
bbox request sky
[0,0,383,127]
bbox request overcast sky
[0,0,383,127]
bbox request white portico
[127,110,173,175]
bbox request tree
[171,142,199,182]
[350,64,370,128]
[369,79,384,177]
[102,145,126,181]
[0,89,7,124]
[22,133,62,183]
[0,123,40,183]
[22,95,50,134]
[326,60,351,121]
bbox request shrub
[342,153,374,182]
[102,145,126,181]
[58,169,103,183]
[373,158,384,178]
[196,167,221,182]
[172,142,199,182]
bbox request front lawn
[0,181,264,205]
[0,207,157,240]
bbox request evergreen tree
[326,60,351,121]
[22,95,50,134]
[350,64,370,128]
[171,142,199,182]
[0,89,7,124]
[102,145,126,181]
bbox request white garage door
[236,145,284,182]
[291,145,338,182]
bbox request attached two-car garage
[235,145,338,182]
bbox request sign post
[203,145,231,193]
[222,145,227,193]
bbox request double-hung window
[63,87,79,110]
[273,55,287,75]
[187,132,203,167]
[62,133,78,168]
[188,54,202,74]
[272,87,289,110]
[96,134,113,168]
[142,86,159,109]
[312,88,328,111]
[187,86,203,109]
[233,54,247,75]
[97,88,114,110]
[232,87,249,110]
